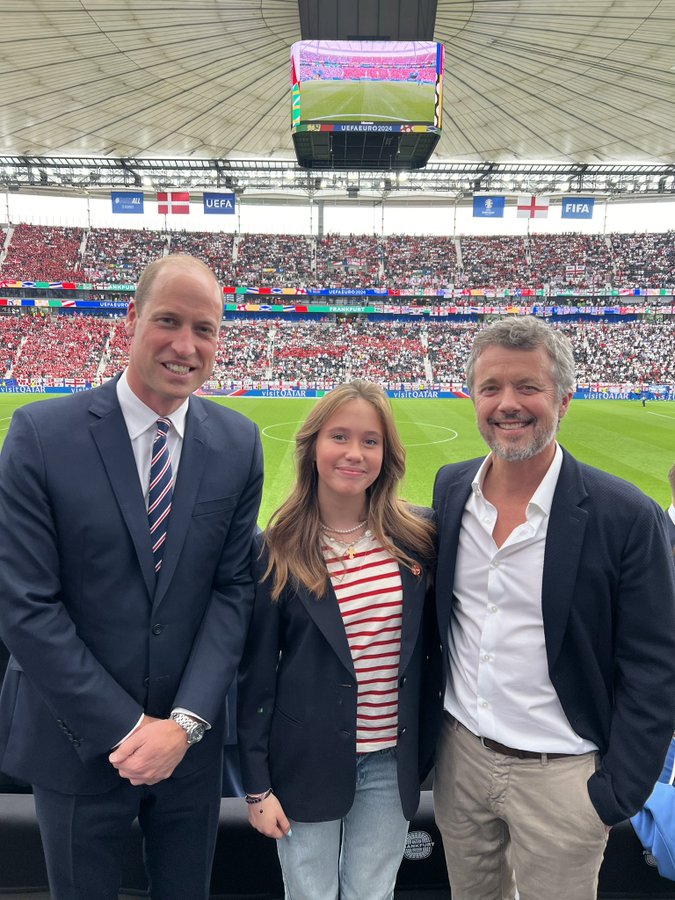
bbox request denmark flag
[517,196,549,218]
[157,191,190,214]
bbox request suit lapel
[435,468,475,640]
[88,380,155,598]
[542,451,589,667]
[153,398,209,605]
[398,559,425,676]
[297,540,429,681]
[297,581,356,678]
[434,454,589,678]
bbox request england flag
[516,196,549,218]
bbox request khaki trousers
[433,715,609,900]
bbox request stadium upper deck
[1,225,674,294]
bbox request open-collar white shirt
[445,443,597,754]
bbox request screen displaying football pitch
[298,79,437,124]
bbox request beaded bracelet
[244,787,273,805]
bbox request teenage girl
[237,380,439,900]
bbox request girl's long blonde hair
[263,380,436,600]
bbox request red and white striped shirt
[323,532,403,753]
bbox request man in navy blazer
[0,255,263,899]
[432,317,675,900]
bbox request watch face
[187,723,205,744]
[172,714,205,744]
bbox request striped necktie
[148,417,173,574]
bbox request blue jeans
[276,747,409,900]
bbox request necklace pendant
[347,546,355,559]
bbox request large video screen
[291,40,444,131]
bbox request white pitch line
[261,421,302,443]
[404,422,458,447]
[261,420,460,446]
[646,411,675,420]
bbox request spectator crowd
[299,50,438,84]
[2,224,675,292]
[2,313,673,390]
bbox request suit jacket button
[399,727,407,737]
[143,677,150,687]
[151,624,164,635]
[399,676,407,687]
[72,739,81,748]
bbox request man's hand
[108,716,189,785]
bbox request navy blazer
[237,528,440,823]
[0,378,263,794]
[433,449,675,826]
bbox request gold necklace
[321,525,371,560]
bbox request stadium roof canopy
[1,0,674,199]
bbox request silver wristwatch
[170,712,206,745]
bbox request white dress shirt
[445,444,597,754]
[114,371,207,744]
[116,370,188,507]
[668,505,675,527]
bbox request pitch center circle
[404,422,458,447]
[261,421,458,446]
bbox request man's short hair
[133,255,221,314]
[465,316,576,401]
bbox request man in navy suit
[0,255,263,899]
[432,317,675,900]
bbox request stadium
[0,1,674,898]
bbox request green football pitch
[299,80,435,123]
[1,394,673,525]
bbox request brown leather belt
[479,736,573,761]
[447,714,574,760]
